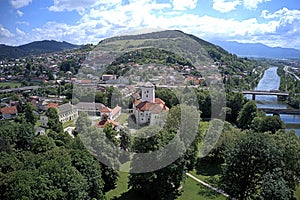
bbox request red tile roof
[47,102,59,109]
[111,106,122,116]
[101,107,112,113]
[135,98,169,112]
[0,106,18,115]
[97,119,118,128]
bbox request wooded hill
[0,40,80,60]
[95,30,259,77]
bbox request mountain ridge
[212,40,300,59]
[0,40,80,59]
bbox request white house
[133,82,169,126]
[57,102,78,123]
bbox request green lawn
[191,161,223,188]
[178,177,225,200]
[0,81,22,89]
[116,113,129,124]
[63,119,76,129]
[105,164,226,200]
[295,185,300,200]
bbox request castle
[133,82,169,126]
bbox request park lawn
[190,162,223,188]
[178,177,226,200]
[295,185,300,200]
[105,166,226,200]
[0,81,22,88]
[62,119,76,129]
[116,113,129,124]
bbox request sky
[0,0,300,49]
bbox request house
[75,102,105,116]
[100,106,122,121]
[102,74,117,81]
[0,106,18,119]
[46,102,59,109]
[57,103,78,123]
[133,82,169,126]
[97,118,119,129]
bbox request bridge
[258,108,300,115]
[240,90,289,100]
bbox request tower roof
[141,82,154,88]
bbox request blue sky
[0,0,300,49]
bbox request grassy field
[295,185,300,200]
[178,177,225,200]
[116,113,129,124]
[62,119,76,129]
[0,81,22,89]
[105,161,226,200]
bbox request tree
[221,132,300,199]
[103,123,119,146]
[24,102,37,125]
[129,104,201,199]
[237,101,258,130]
[75,112,92,134]
[30,135,56,154]
[226,92,246,123]
[46,108,63,133]
[70,149,105,199]
[251,115,285,134]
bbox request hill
[0,40,80,59]
[213,40,300,59]
[94,30,259,76]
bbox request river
[246,67,300,136]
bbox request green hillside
[95,30,259,77]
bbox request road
[284,66,300,81]
[186,173,229,198]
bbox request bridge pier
[252,94,256,100]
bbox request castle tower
[141,82,155,103]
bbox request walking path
[186,173,229,198]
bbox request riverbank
[247,67,300,136]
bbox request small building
[57,103,78,123]
[102,74,117,81]
[75,102,105,116]
[100,106,122,121]
[0,106,18,120]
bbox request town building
[57,102,78,123]
[133,82,169,126]
[0,106,18,119]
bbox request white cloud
[171,0,198,10]
[0,25,14,38]
[243,0,271,10]
[9,0,32,9]
[16,28,25,36]
[3,1,300,49]
[17,10,24,17]
[49,0,121,13]
[261,7,300,19]
[16,21,30,26]
[212,0,240,13]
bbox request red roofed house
[133,82,169,126]
[101,106,122,121]
[97,105,122,129]
[0,106,18,119]
[46,102,59,109]
[97,118,119,129]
